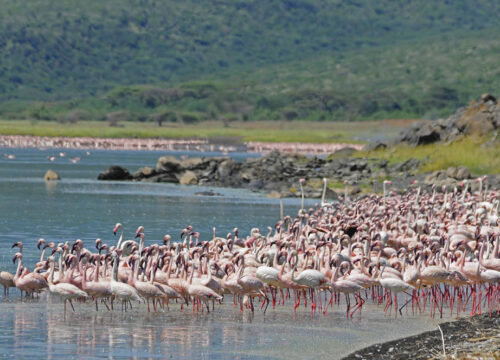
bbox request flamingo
[110,251,144,311]
[186,262,222,313]
[128,255,164,312]
[47,256,88,313]
[378,265,415,316]
[330,263,365,317]
[12,253,48,296]
[113,223,138,256]
[81,254,112,311]
[236,255,268,313]
[0,270,15,296]
[290,252,327,312]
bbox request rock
[143,173,179,183]
[156,155,181,172]
[330,147,357,159]
[456,103,495,136]
[97,166,132,180]
[324,187,338,200]
[44,169,60,181]
[445,166,471,181]
[424,170,447,184]
[239,168,255,182]
[366,141,387,151]
[194,191,223,196]
[266,191,282,198]
[217,159,236,180]
[180,157,205,170]
[446,167,459,179]
[348,185,361,195]
[397,94,500,145]
[178,170,198,185]
[481,93,496,103]
[132,166,156,180]
[456,166,471,180]
[415,123,441,144]
[393,158,420,172]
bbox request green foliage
[1,1,500,121]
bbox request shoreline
[343,312,500,359]
[0,135,363,154]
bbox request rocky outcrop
[394,94,500,146]
[98,151,426,197]
[97,165,132,180]
[424,166,473,190]
[44,169,60,181]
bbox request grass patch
[357,137,499,174]
[0,119,407,143]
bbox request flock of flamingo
[0,135,360,155]
[0,177,499,319]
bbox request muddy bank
[343,312,500,360]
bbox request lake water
[0,148,444,359]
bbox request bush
[58,109,90,124]
[106,111,130,126]
[179,112,200,124]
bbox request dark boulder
[415,123,441,144]
[156,155,181,172]
[98,166,132,181]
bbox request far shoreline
[0,134,364,155]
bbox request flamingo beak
[113,231,117,236]
[11,243,18,249]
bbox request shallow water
[0,148,445,359]
[0,297,444,360]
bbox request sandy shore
[0,135,363,154]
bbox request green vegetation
[0,119,384,143]
[357,137,500,174]
[1,1,500,124]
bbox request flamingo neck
[321,180,327,206]
[117,226,124,249]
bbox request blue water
[0,148,441,359]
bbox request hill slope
[1,0,500,121]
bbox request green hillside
[1,0,500,122]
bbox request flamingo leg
[69,299,75,312]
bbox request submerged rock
[44,169,60,181]
[194,190,223,196]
